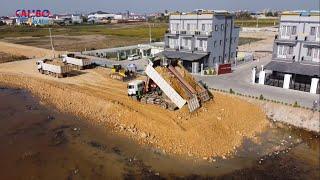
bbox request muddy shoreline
[0,87,319,179]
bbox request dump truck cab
[36,60,44,70]
[127,80,145,96]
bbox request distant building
[162,10,240,73]
[263,11,320,94]
[87,11,115,23]
[0,17,14,25]
[71,15,83,24]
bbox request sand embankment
[0,59,268,158]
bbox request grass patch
[235,19,279,27]
[0,23,168,40]
[238,37,263,46]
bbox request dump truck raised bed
[62,53,92,70]
[36,59,72,78]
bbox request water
[0,87,319,179]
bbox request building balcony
[165,45,179,51]
[275,34,298,41]
[194,46,208,53]
[272,54,295,61]
[165,30,179,37]
[305,35,320,42]
[180,46,192,51]
[301,56,320,64]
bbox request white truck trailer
[62,54,92,70]
[37,59,72,78]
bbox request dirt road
[0,59,267,159]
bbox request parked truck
[36,59,72,78]
[62,53,92,70]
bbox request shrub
[293,101,299,108]
[229,88,235,94]
[259,94,264,100]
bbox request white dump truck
[37,59,72,78]
[62,53,92,70]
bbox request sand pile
[155,66,189,99]
[45,58,66,66]
[0,59,268,159]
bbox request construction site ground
[0,59,267,159]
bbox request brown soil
[0,52,28,63]
[45,59,66,66]
[0,59,268,159]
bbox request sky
[0,0,319,16]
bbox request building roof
[170,10,233,16]
[265,61,320,77]
[158,51,208,61]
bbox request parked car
[128,54,140,61]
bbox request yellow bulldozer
[110,64,136,81]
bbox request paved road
[195,55,320,109]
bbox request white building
[163,10,240,73]
[260,11,320,94]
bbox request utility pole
[49,28,55,58]
[148,23,152,44]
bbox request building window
[184,39,188,46]
[202,24,205,31]
[219,56,222,63]
[277,45,293,58]
[280,26,297,38]
[220,40,222,45]
[215,25,219,31]
[214,41,217,47]
[221,24,224,31]
[199,40,203,47]
[187,24,190,31]
[288,46,293,54]
[312,48,320,62]
[310,27,316,36]
[307,48,312,56]
[231,52,235,58]
[234,38,237,43]
[292,26,297,35]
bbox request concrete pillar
[283,74,292,89]
[310,78,319,94]
[258,71,266,85]
[117,52,120,61]
[251,68,256,83]
[200,63,204,76]
[192,62,199,74]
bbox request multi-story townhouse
[162,10,240,73]
[264,11,320,94]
